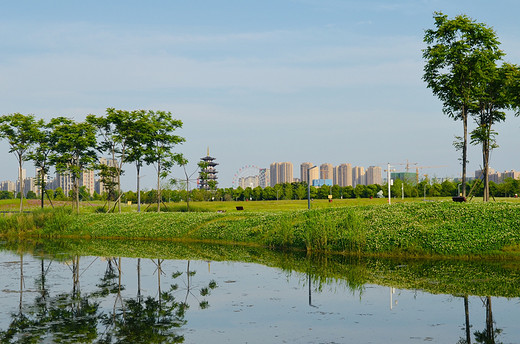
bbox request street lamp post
[307,166,318,210]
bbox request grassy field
[4,195,520,213]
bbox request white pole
[387,163,391,205]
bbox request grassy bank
[2,201,520,257]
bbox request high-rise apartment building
[55,172,74,196]
[352,166,366,187]
[0,180,16,193]
[334,163,353,187]
[269,162,279,186]
[96,157,119,194]
[23,177,37,196]
[259,168,270,188]
[300,162,319,184]
[502,170,520,180]
[15,169,27,194]
[320,163,333,180]
[81,169,96,195]
[301,162,312,183]
[270,162,293,186]
[366,166,382,185]
[280,162,293,184]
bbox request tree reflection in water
[0,256,216,343]
[473,296,503,344]
[456,295,503,344]
[171,260,218,310]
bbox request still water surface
[0,243,519,343]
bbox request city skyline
[1,1,520,190]
[4,161,520,195]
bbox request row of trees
[0,109,185,213]
[5,176,518,207]
[40,177,512,204]
[423,12,520,202]
[193,178,520,202]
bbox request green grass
[3,199,520,258]
[4,195,520,213]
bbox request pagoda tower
[199,148,218,190]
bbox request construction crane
[415,165,448,184]
[390,160,418,173]
[405,160,418,173]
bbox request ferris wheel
[232,165,262,188]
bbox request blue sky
[1,1,520,190]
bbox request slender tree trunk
[117,172,121,213]
[157,162,161,213]
[483,113,494,202]
[184,260,191,304]
[18,157,23,213]
[111,148,121,213]
[183,166,190,212]
[19,253,24,312]
[74,171,80,214]
[186,180,190,212]
[40,172,45,209]
[485,296,494,342]
[156,259,162,308]
[462,110,468,198]
[464,295,471,344]
[136,163,141,213]
[116,152,122,213]
[137,258,142,301]
[483,140,490,202]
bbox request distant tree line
[89,178,518,204]
[3,177,518,205]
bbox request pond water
[0,240,519,343]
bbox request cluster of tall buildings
[474,169,520,184]
[0,158,118,197]
[238,162,383,189]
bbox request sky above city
[1,0,520,190]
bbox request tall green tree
[87,108,137,213]
[125,110,152,212]
[49,117,97,213]
[143,111,185,212]
[423,12,503,198]
[0,113,40,212]
[28,119,55,208]
[470,63,519,201]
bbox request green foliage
[0,207,73,235]
[28,118,54,208]
[0,191,14,200]
[25,190,37,199]
[53,187,67,201]
[0,113,41,212]
[142,110,185,212]
[423,12,504,198]
[4,200,520,258]
[49,117,97,213]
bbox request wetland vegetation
[1,199,520,258]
